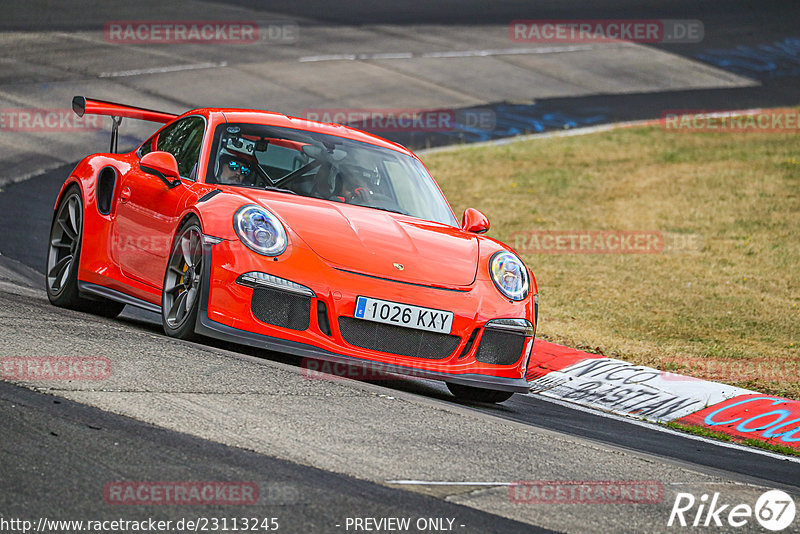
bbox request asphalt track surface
[231,0,800,149]
[1,380,546,533]
[2,1,799,533]
[1,164,799,533]
[1,162,799,487]
[3,1,798,151]
[1,268,798,533]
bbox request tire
[161,218,204,340]
[45,185,124,318]
[446,382,515,404]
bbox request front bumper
[196,238,535,393]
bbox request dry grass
[422,120,800,399]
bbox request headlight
[234,205,287,256]
[489,251,529,301]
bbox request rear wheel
[446,382,514,404]
[45,185,124,318]
[162,219,204,340]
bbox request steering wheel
[349,186,371,203]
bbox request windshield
[205,122,458,226]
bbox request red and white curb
[526,340,800,452]
[421,109,799,452]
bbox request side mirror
[140,151,181,188]
[462,208,490,234]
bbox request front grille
[251,287,310,331]
[338,317,460,359]
[475,329,526,365]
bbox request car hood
[240,193,478,287]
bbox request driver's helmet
[216,152,254,183]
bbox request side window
[155,117,205,180]
[137,134,156,158]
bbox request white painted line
[421,45,595,58]
[299,54,357,62]
[418,121,648,155]
[388,479,774,488]
[386,480,771,488]
[99,62,228,78]
[388,480,511,486]
[526,392,800,464]
[0,161,74,189]
[299,45,597,63]
[370,52,415,60]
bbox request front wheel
[162,219,204,340]
[446,382,515,404]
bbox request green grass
[664,421,800,457]
[422,112,800,399]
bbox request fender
[188,190,246,241]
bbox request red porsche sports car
[46,96,537,403]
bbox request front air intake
[251,287,310,331]
[475,329,526,365]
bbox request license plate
[354,296,454,334]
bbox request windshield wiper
[262,185,297,195]
[368,206,409,216]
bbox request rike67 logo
[668,490,796,531]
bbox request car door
[116,116,205,289]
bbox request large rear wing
[72,96,179,153]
